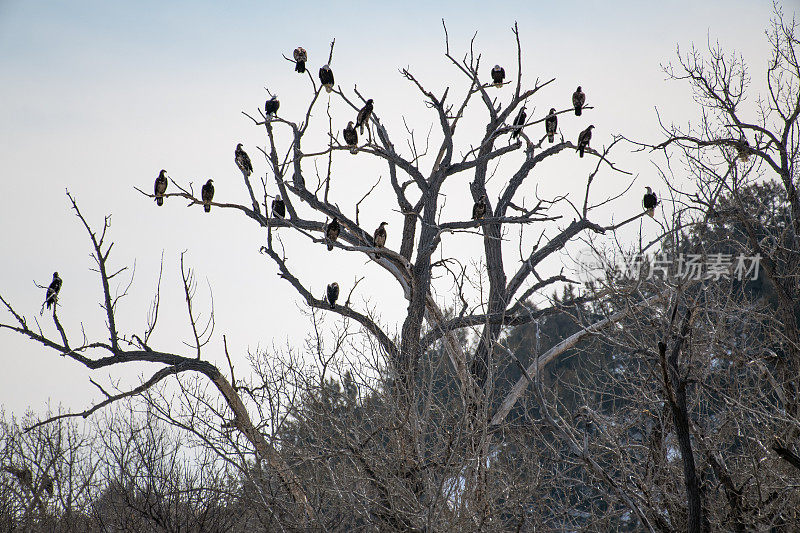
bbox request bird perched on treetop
[154,170,168,206]
[235,143,253,177]
[545,108,558,143]
[327,282,339,309]
[472,195,487,220]
[293,47,307,73]
[319,64,334,93]
[573,86,586,116]
[511,106,526,140]
[643,187,659,218]
[272,195,285,218]
[577,125,594,158]
[491,65,505,88]
[356,99,373,135]
[44,272,62,312]
[343,121,358,154]
[326,218,340,251]
[265,96,280,119]
[201,179,215,212]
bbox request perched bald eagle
[326,218,340,250]
[327,282,339,309]
[319,64,334,93]
[201,179,215,212]
[737,137,750,162]
[235,143,253,177]
[643,187,659,217]
[511,106,526,140]
[44,272,62,311]
[293,47,307,73]
[272,195,285,218]
[577,125,594,158]
[472,195,487,220]
[545,108,558,143]
[373,221,388,248]
[491,65,505,88]
[154,170,168,206]
[343,121,358,154]
[265,96,280,119]
[42,473,54,497]
[356,99,373,135]
[572,86,586,116]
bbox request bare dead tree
[2,22,662,531]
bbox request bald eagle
[572,86,586,116]
[327,282,339,309]
[491,65,505,88]
[265,96,280,119]
[373,222,388,248]
[472,195,487,220]
[44,272,62,311]
[737,137,750,162]
[201,179,214,212]
[356,99,373,135]
[293,47,307,73]
[235,143,253,177]
[154,170,168,206]
[272,195,285,218]
[319,64,334,93]
[343,122,358,154]
[577,125,594,158]
[511,106,526,140]
[545,108,558,143]
[42,473,54,497]
[643,187,658,217]
[326,218,340,250]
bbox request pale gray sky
[0,1,779,417]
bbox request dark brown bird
[491,65,505,88]
[545,108,558,143]
[472,195,487,220]
[235,143,253,177]
[737,137,750,162]
[577,125,594,158]
[326,218,340,250]
[373,221,388,248]
[265,96,280,119]
[201,179,214,212]
[327,282,339,309]
[272,195,285,218]
[356,99,373,135]
[319,64,334,93]
[42,473,54,497]
[643,187,659,218]
[44,272,62,311]
[154,169,168,206]
[343,121,358,154]
[293,47,307,73]
[572,86,586,116]
[511,106,526,140]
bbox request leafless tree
[1,21,666,530]
[514,6,800,532]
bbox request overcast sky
[0,1,781,419]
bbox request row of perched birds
[136,50,659,313]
